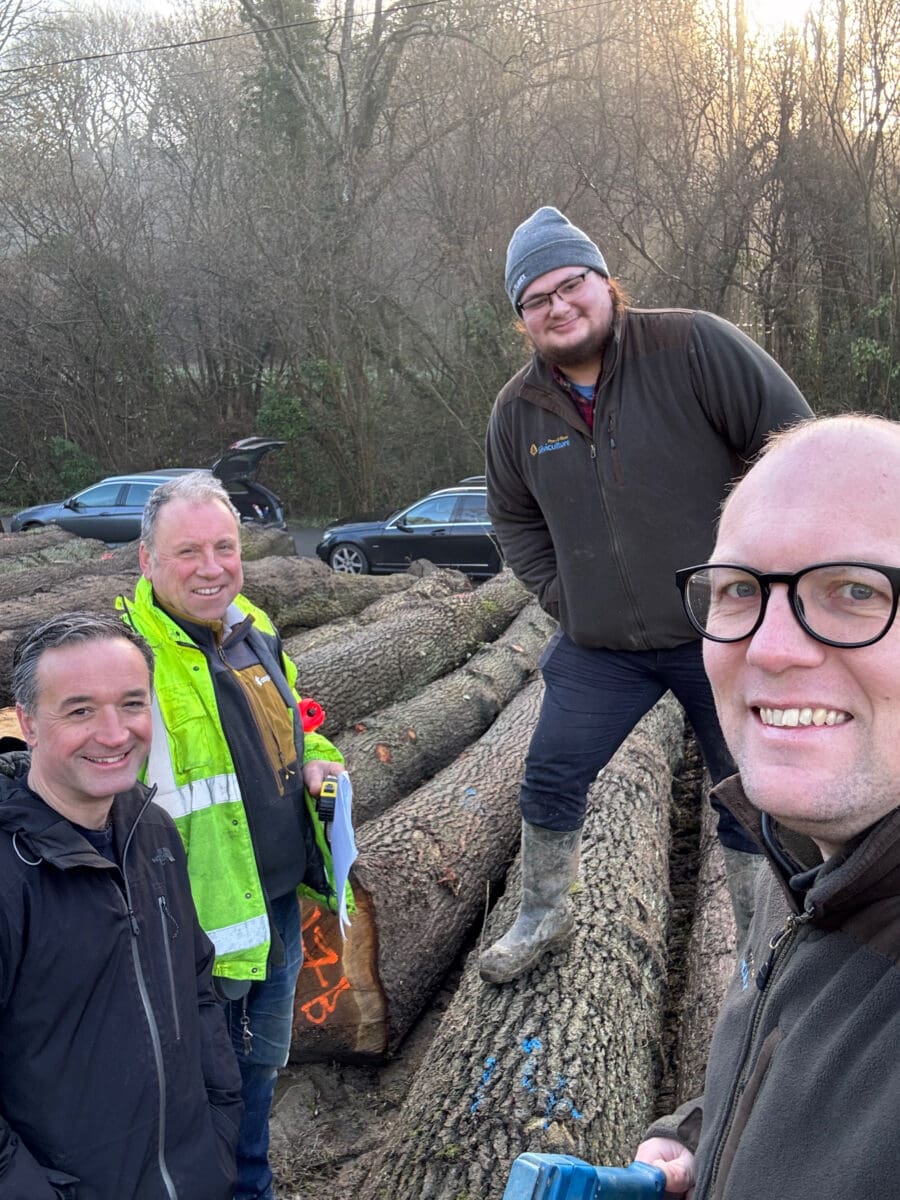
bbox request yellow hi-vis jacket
[119,578,346,980]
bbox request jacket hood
[0,770,152,868]
[0,744,30,783]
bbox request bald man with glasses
[634,414,900,1200]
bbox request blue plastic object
[502,1153,666,1199]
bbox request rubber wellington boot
[478,821,581,984]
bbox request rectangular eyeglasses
[675,561,900,649]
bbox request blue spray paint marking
[521,1037,542,1091]
[540,1075,585,1129]
[542,1074,573,1128]
[470,1055,496,1113]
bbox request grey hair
[141,471,241,555]
[13,612,154,714]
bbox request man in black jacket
[481,206,813,983]
[0,611,242,1200]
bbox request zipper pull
[158,894,180,939]
[756,923,788,989]
[755,908,813,989]
[127,907,140,936]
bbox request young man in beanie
[481,206,813,984]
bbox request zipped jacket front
[486,308,813,650]
[0,771,242,1200]
[645,778,900,1199]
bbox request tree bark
[0,708,22,741]
[334,603,556,824]
[0,546,139,602]
[0,562,433,704]
[0,527,296,603]
[285,568,473,655]
[354,696,685,1200]
[239,524,298,561]
[673,790,736,1105]
[291,677,544,1064]
[290,570,531,732]
[239,556,421,635]
[0,528,80,556]
[0,575,143,704]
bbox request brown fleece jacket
[486,308,812,650]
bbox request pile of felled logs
[0,525,737,1199]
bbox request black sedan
[10,438,286,542]
[316,482,502,578]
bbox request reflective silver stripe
[208,914,270,956]
[147,697,238,819]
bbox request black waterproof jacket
[0,765,243,1200]
[486,308,813,650]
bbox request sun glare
[742,0,812,36]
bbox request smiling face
[704,421,900,856]
[520,265,614,377]
[17,638,152,827]
[139,497,243,622]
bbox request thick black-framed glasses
[675,561,900,649]
[517,270,594,316]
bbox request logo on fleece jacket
[530,436,571,457]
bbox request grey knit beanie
[505,206,609,309]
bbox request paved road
[288,525,324,558]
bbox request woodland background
[0,0,897,518]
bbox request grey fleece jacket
[645,777,900,1199]
[486,308,813,650]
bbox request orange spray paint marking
[300,977,352,1025]
[300,904,351,1025]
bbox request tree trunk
[0,546,139,602]
[239,524,298,561]
[291,677,544,1064]
[290,570,531,731]
[0,575,142,704]
[285,568,473,656]
[240,556,423,635]
[673,790,736,1105]
[0,563,433,704]
[335,603,556,824]
[0,708,21,741]
[0,528,294,603]
[0,535,109,571]
[354,696,685,1200]
[0,528,80,556]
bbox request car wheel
[329,543,369,574]
[20,522,45,531]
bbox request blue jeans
[521,632,756,853]
[222,892,303,1200]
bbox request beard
[536,328,608,369]
[529,304,614,371]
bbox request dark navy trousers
[222,891,304,1200]
[520,630,756,853]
